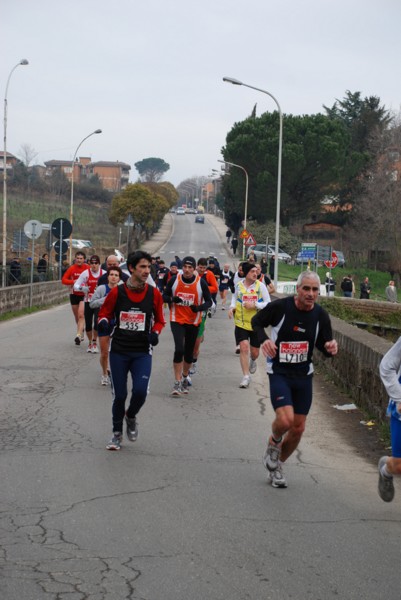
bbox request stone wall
[0,281,69,314]
[314,316,394,424]
[328,297,401,319]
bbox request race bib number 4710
[279,341,309,363]
[119,311,146,331]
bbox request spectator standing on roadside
[231,236,238,256]
[377,336,401,502]
[360,277,371,299]
[37,253,48,281]
[260,255,268,275]
[226,229,232,244]
[340,274,353,298]
[269,254,275,280]
[325,272,336,297]
[9,257,22,284]
[385,280,397,303]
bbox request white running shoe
[239,375,251,388]
[87,343,92,353]
[263,441,281,471]
[101,375,109,386]
[91,342,99,354]
[268,463,288,488]
[249,358,257,374]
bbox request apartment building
[44,157,131,192]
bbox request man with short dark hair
[252,271,338,489]
[229,262,270,389]
[99,250,166,451]
[163,256,212,396]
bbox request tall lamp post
[222,76,283,286]
[218,159,249,260]
[2,58,29,288]
[69,129,102,262]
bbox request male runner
[74,255,105,353]
[252,271,338,488]
[163,256,212,395]
[61,251,89,344]
[228,262,270,389]
[98,251,165,451]
[377,336,401,501]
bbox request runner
[89,266,123,385]
[98,250,165,451]
[189,257,219,375]
[251,271,338,489]
[61,251,89,345]
[219,263,234,310]
[377,336,401,502]
[228,262,270,388]
[156,259,169,293]
[73,255,105,353]
[163,256,212,395]
[98,255,129,285]
[256,263,275,295]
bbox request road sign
[24,220,43,240]
[324,251,338,269]
[240,230,249,239]
[54,240,68,254]
[55,253,67,263]
[12,230,29,251]
[300,243,316,260]
[244,233,256,246]
[51,218,72,239]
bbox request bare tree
[18,143,38,167]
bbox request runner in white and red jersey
[61,251,89,345]
[73,255,105,353]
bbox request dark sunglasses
[90,261,99,265]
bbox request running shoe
[249,358,257,374]
[378,456,395,502]
[189,363,197,375]
[171,381,183,396]
[74,335,81,345]
[87,343,92,353]
[235,345,240,355]
[222,306,226,310]
[101,375,110,386]
[106,432,122,451]
[91,342,99,354]
[263,440,281,471]
[125,415,138,442]
[268,463,288,488]
[80,335,84,342]
[239,375,251,388]
[181,376,190,394]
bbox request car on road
[195,215,205,223]
[247,244,291,263]
[176,207,186,215]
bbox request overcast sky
[2,0,401,186]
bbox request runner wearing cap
[163,256,212,395]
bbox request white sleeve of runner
[380,336,401,402]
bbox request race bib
[177,292,195,306]
[279,341,309,363]
[119,311,146,331]
[242,293,258,304]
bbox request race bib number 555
[119,311,146,331]
[279,341,309,363]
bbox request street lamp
[222,76,283,286]
[218,159,249,260]
[2,58,29,288]
[69,129,102,262]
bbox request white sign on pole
[24,219,43,240]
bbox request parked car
[246,244,291,263]
[52,239,93,251]
[114,249,125,263]
[195,215,205,223]
[176,207,186,215]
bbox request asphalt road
[1,213,401,600]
